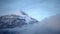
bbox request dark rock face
[0,30,20,34]
[0,15,27,29]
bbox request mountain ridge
[0,11,39,29]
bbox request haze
[0,0,60,21]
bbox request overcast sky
[0,0,60,21]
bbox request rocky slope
[0,11,38,29]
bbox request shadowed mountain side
[0,15,27,29]
[0,30,20,34]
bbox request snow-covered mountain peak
[14,10,38,24]
[0,11,39,29]
[14,10,28,16]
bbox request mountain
[0,11,59,34]
[0,11,38,29]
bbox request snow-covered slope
[0,11,38,29]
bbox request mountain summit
[14,11,28,16]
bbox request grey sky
[0,0,60,21]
